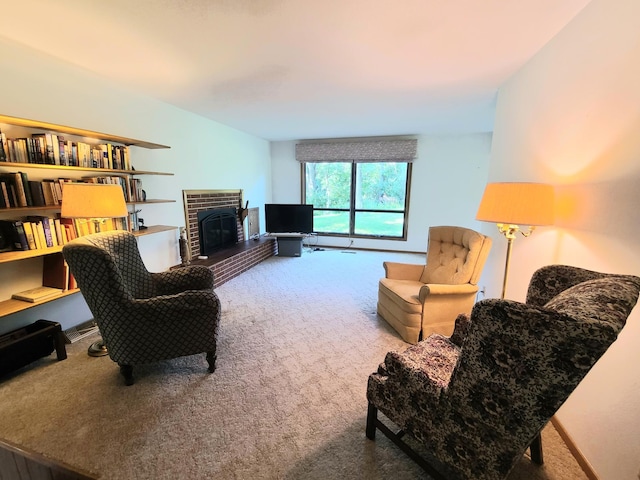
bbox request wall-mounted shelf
[0,114,169,149]
[0,161,173,176]
[0,200,175,215]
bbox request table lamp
[61,182,129,356]
[476,182,554,299]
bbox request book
[44,133,57,164]
[31,221,44,249]
[41,180,57,205]
[22,222,37,250]
[0,220,18,252]
[42,253,69,290]
[18,172,33,206]
[0,174,18,207]
[0,131,7,161]
[0,183,6,208]
[10,172,28,207]
[28,180,46,207]
[12,221,30,250]
[53,218,64,245]
[11,286,63,303]
[27,216,53,248]
[59,217,78,241]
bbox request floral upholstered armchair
[367,265,640,480]
[63,231,220,385]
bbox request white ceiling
[0,0,590,141]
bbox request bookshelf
[0,114,177,317]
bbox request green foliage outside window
[305,162,409,238]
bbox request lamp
[61,183,128,233]
[476,182,554,299]
[61,183,129,356]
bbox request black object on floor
[0,319,67,377]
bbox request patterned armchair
[377,226,492,344]
[63,231,220,385]
[367,265,640,480]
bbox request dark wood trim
[0,437,98,479]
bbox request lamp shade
[61,183,128,218]
[476,182,555,226]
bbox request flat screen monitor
[265,204,313,234]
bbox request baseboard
[551,416,599,480]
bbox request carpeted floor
[0,248,587,479]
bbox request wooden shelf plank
[0,161,172,176]
[0,289,80,317]
[0,114,170,149]
[0,200,175,214]
[0,225,177,264]
[134,225,178,236]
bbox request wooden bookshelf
[0,114,177,319]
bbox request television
[265,204,314,234]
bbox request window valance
[295,139,417,163]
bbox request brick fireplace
[182,189,276,287]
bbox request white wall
[270,134,492,253]
[0,38,271,334]
[487,0,640,478]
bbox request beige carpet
[0,248,587,479]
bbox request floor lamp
[475,182,554,299]
[61,183,129,357]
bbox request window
[304,161,411,239]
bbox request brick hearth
[182,189,276,288]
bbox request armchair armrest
[449,313,471,347]
[418,283,478,303]
[129,290,220,318]
[152,265,214,295]
[383,261,424,280]
[384,335,460,399]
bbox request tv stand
[266,233,312,257]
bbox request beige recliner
[377,226,492,344]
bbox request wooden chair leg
[119,364,134,386]
[206,351,216,373]
[366,403,377,439]
[530,432,544,465]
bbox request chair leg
[530,432,544,465]
[206,351,216,373]
[367,406,448,480]
[366,403,377,440]
[119,364,134,386]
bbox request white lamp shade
[61,183,128,218]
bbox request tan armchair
[377,226,492,344]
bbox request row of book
[0,214,137,253]
[0,171,145,209]
[0,129,131,170]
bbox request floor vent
[64,320,99,344]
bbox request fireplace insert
[197,208,238,256]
